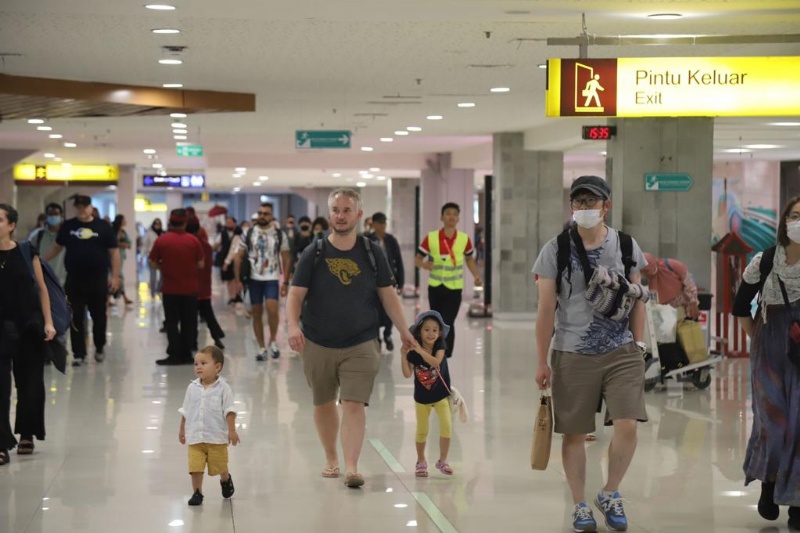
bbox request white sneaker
[256,347,268,361]
[269,341,280,359]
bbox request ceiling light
[173,135,187,140]
[158,170,167,176]
[159,59,182,65]
[37,126,52,131]
[380,137,394,142]
[259,175,269,181]
[233,173,242,178]
[175,141,190,146]
[356,181,367,187]
[49,134,63,139]
[232,187,241,192]
[170,113,187,118]
[145,4,176,10]
[538,63,547,69]
[369,167,380,171]
[332,172,342,177]
[394,504,409,509]
[143,148,157,154]
[162,83,183,88]
[63,142,77,148]
[171,122,187,128]
[168,520,185,527]
[252,181,261,186]
[768,122,800,126]
[394,131,410,136]
[722,148,752,153]
[406,126,421,132]
[152,163,163,168]
[426,115,443,120]
[744,144,781,149]
[406,521,418,527]
[235,167,246,172]
[62,162,72,167]
[152,28,180,34]
[361,147,374,152]
[43,153,55,158]
[173,129,187,134]
[27,119,44,124]
[490,87,511,93]
[54,157,62,162]
[458,102,476,108]
[377,176,387,181]
[363,175,374,179]
[142,450,154,454]
[647,13,683,19]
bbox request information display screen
[142,174,205,188]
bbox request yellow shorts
[188,443,229,476]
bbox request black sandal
[17,441,34,455]
[0,450,9,466]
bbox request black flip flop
[0,450,9,465]
[17,441,34,455]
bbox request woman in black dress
[0,204,55,465]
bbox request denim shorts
[247,280,279,304]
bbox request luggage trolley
[642,299,723,391]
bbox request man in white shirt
[235,202,291,360]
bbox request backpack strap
[569,227,595,281]
[555,229,572,296]
[35,229,45,253]
[244,227,254,251]
[618,231,635,281]
[314,236,324,266]
[18,240,36,285]
[759,246,777,288]
[362,236,377,276]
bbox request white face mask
[573,209,603,229]
[788,221,800,244]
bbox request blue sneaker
[594,491,628,531]
[572,502,597,532]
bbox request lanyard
[442,232,457,266]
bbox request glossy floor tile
[0,286,784,532]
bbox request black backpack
[555,226,635,297]
[18,241,72,336]
[240,226,284,285]
[313,236,377,275]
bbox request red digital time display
[581,126,616,140]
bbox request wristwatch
[635,341,648,354]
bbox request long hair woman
[0,203,56,465]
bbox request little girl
[401,311,453,477]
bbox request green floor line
[411,492,459,533]
[368,438,406,473]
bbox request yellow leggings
[415,398,452,443]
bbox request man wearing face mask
[28,203,67,287]
[532,175,649,533]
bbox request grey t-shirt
[532,227,647,355]
[293,237,395,349]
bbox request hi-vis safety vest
[428,230,469,290]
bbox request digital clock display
[582,126,616,140]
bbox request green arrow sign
[295,130,351,149]
[644,172,693,192]
[176,145,204,157]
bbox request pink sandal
[435,460,453,475]
[415,461,428,477]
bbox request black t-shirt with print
[407,339,450,405]
[56,217,118,280]
[293,237,395,348]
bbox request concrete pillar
[608,118,713,291]
[492,133,564,316]
[389,177,419,290]
[116,165,137,294]
[0,149,36,211]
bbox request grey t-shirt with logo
[532,227,647,355]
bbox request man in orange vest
[416,202,482,358]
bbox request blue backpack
[18,241,72,336]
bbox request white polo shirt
[178,378,236,445]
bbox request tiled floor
[0,286,785,532]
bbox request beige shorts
[188,443,228,476]
[302,339,380,406]
[551,342,648,435]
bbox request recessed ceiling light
[259,175,269,181]
[173,129,187,135]
[233,173,242,178]
[356,181,367,187]
[363,174,374,179]
[332,172,342,177]
[175,141,190,146]
[143,148,156,154]
[232,187,241,192]
[426,115,443,120]
[63,142,77,148]
[152,28,180,34]
[235,167,246,172]
[394,504,409,509]
[62,162,72,167]
[538,63,547,69]
[768,122,800,126]
[159,59,182,65]
[152,163,163,168]
[53,157,62,162]
[37,126,52,131]
[145,4,176,10]
[394,131,410,136]
[171,122,187,128]
[406,126,421,132]
[43,153,55,158]
[170,113,187,118]
[490,87,511,93]
[49,134,63,139]
[377,176,387,181]
[380,137,394,142]
[369,167,380,172]
[173,135,187,140]
[27,119,44,124]
[361,147,374,152]
[168,520,185,527]
[648,13,683,19]
[252,181,261,186]
[744,144,782,149]
[162,83,183,88]
[458,102,476,108]
[722,148,752,153]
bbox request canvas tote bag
[531,392,553,470]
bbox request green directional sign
[295,130,351,149]
[644,172,693,192]
[176,145,204,157]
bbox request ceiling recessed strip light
[369,167,380,172]
[252,181,261,186]
[722,148,752,153]
[744,144,781,149]
[647,13,683,19]
[173,135,187,140]
[43,153,55,158]
[406,126,421,132]
[538,63,547,69]
[151,28,181,34]
[426,115,443,120]
[170,113,187,118]
[490,87,511,93]
[159,59,182,65]
[145,4,176,10]
[458,102,476,108]
[361,147,374,152]
[27,119,44,124]
[63,142,77,148]
[259,176,269,181]
[235,167,246,172]
[356,181,367,187]
[163,83,183,88]
[152,163,163,168]
[49,134,63,139]
[768,122,800,127]
[332,172,342,177]
[376,176,387,181]
[37,126,52,131]
[171,122,187,128]
[380,137,394,142]
[394,131,410,136]
[173,129,188,134]
[143,148,156,154]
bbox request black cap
[72,194,92,207]
[570,175,611,199]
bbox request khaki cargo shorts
[188,443,228,476]
[551,342,648,435]
[302,339,380,406]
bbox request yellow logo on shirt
[325,258,361,285]
[69,228,99,240]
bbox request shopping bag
[531,393,553,470]
[651,303,678,344]
[677,320,707,364]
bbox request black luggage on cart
[658,342,690,373]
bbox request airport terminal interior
[1,1,800,532]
